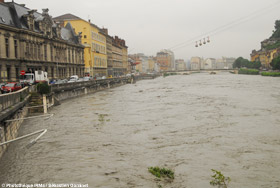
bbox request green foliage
[163,72,177,77]
[233,57,245,68]
[270,20,280,39]
[261,72,280,77]
[98,114,110,125]
[98,114,105,122]
[36,82,50,95]
[233,57,261,69]
[270,56,280,70]
[238,68,259,75]
[264,41,280,50]
[210,169,231,188]
[148,166,174,180]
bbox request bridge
[163,69,236,75]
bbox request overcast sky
[15,0,280,60]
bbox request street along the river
[0,72,279,187]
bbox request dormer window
[30,23,34,30]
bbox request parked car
[2,82,22,93]
[0,83,6,94]
[49,79,56,84]
[68,75,79,83]
[95,77,102,80]
[55,79,68,84]
[83,76,93,81]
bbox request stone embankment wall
[0,87,31,158]
[0,107,28,158]
[50,78,128,103]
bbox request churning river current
[0,72,280,188]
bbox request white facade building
[204,58,216,69]
[190,57,202,70]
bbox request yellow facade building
[54,14,107,76]
[148,57,156,72]
[251,48,279,69]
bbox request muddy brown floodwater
[0,72,280,188]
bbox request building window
[14,40,18,58]
[31,43,34,58]
[51,46,53,61]
[38,45,41,60]
[68,49,71,63]
[34,44,37,59]
[44,45,47,61]
[5,38,9,58]
[26,43,29,57]
[72,49,74,63]
[16,68,19,79]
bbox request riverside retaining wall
[0,107,28,158]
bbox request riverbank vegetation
[148,166,174,180]
[270,56,280,70]
[261,72,280,77]
[36,82,50,94]
[210,169,231,188]
[163,72,177,77]
[233,57,261,69]
[238,68,259,75]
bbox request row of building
[0,0,129,82]
[129,50,179,73]
[189,57,236,70]
[129,52,235,74]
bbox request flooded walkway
[0,73,280,187]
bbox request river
[0,72,280,188]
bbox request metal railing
[0,113,53,148]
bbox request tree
[233,57,261,69]
[270,56,280,70]
[270,20,280,39]
[233,57,244,68]
[252,61,261,69]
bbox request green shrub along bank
[163,72,177,77]
[36,82,51,94]
[238,68,259,75]
[148,166,174,179]
[261,72,280,77]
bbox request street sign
[20,70,25,75]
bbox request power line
[168,1,280,51]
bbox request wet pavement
[0,72,280,187]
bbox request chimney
[101,28,108,35]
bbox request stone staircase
[28,92,44,113]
